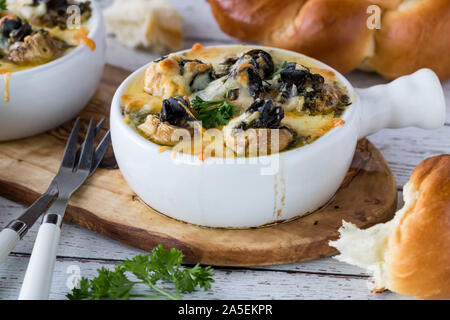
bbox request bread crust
[367,0,450,81]
[208,0,450,80]
[386,155,450,299]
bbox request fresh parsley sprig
[67,245,215,300]
[191,90,237,129]
[0,0,7,11]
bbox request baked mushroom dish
[121,44,352,158]
[0,0,94,73]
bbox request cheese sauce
[0,1,95,101]
[0,23,94,73]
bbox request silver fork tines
[61,118,80,170]
[77,119,95,172]
[49,118,109,215]
[93,130,111,174]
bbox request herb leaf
[192,95,237,129]
[66,277,91,300]
[271,61,287,79]
[66,245,215,300]
[0,0,6,11]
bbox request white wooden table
[0,0,449,300]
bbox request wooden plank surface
[0,0,448,300]
[0,255,413,300]
[0,191,410,300]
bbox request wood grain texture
[0,255,410,300]
[0,193,407,277]
[0,65,397,266]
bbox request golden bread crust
[386,155,450,300]
[208,0,450,80]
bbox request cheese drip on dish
[121,44,352,159]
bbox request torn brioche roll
[330,154,450,300]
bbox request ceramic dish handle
[356,68,446,139]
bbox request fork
[18,118,110,300]
[0,119,109,266]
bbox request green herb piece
[67,244,215,300]
[191,94,237,129]
[0,0,7,11]
[270,61,287,79]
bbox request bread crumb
[104,0,183,52]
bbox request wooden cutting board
[0,64,398,266]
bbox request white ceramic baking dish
[110,45,446,228]
[0,1,105,141]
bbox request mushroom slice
[224,99,295,155]
[8,31,65,65]
[139,114,196,146]
[226,126,295,156]
[144,54,213,99]
[139,96,200,146]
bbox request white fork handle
[0,229,20,265]
[18,219,61,300]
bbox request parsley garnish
[67,245,215,300]
[191,91,237,128]
[271,61,287,79]
[0,0,7,11]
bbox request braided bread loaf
[208,0,450,80]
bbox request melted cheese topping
[0,3,95,103]
[122,44,351,158]
[7,1,46,20]
[73,27,96,51]
[282,112,345,141]
[3,72,11,102]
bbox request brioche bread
[330,155,450,299]
[208,0,450,81]
[104,0,183,52]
